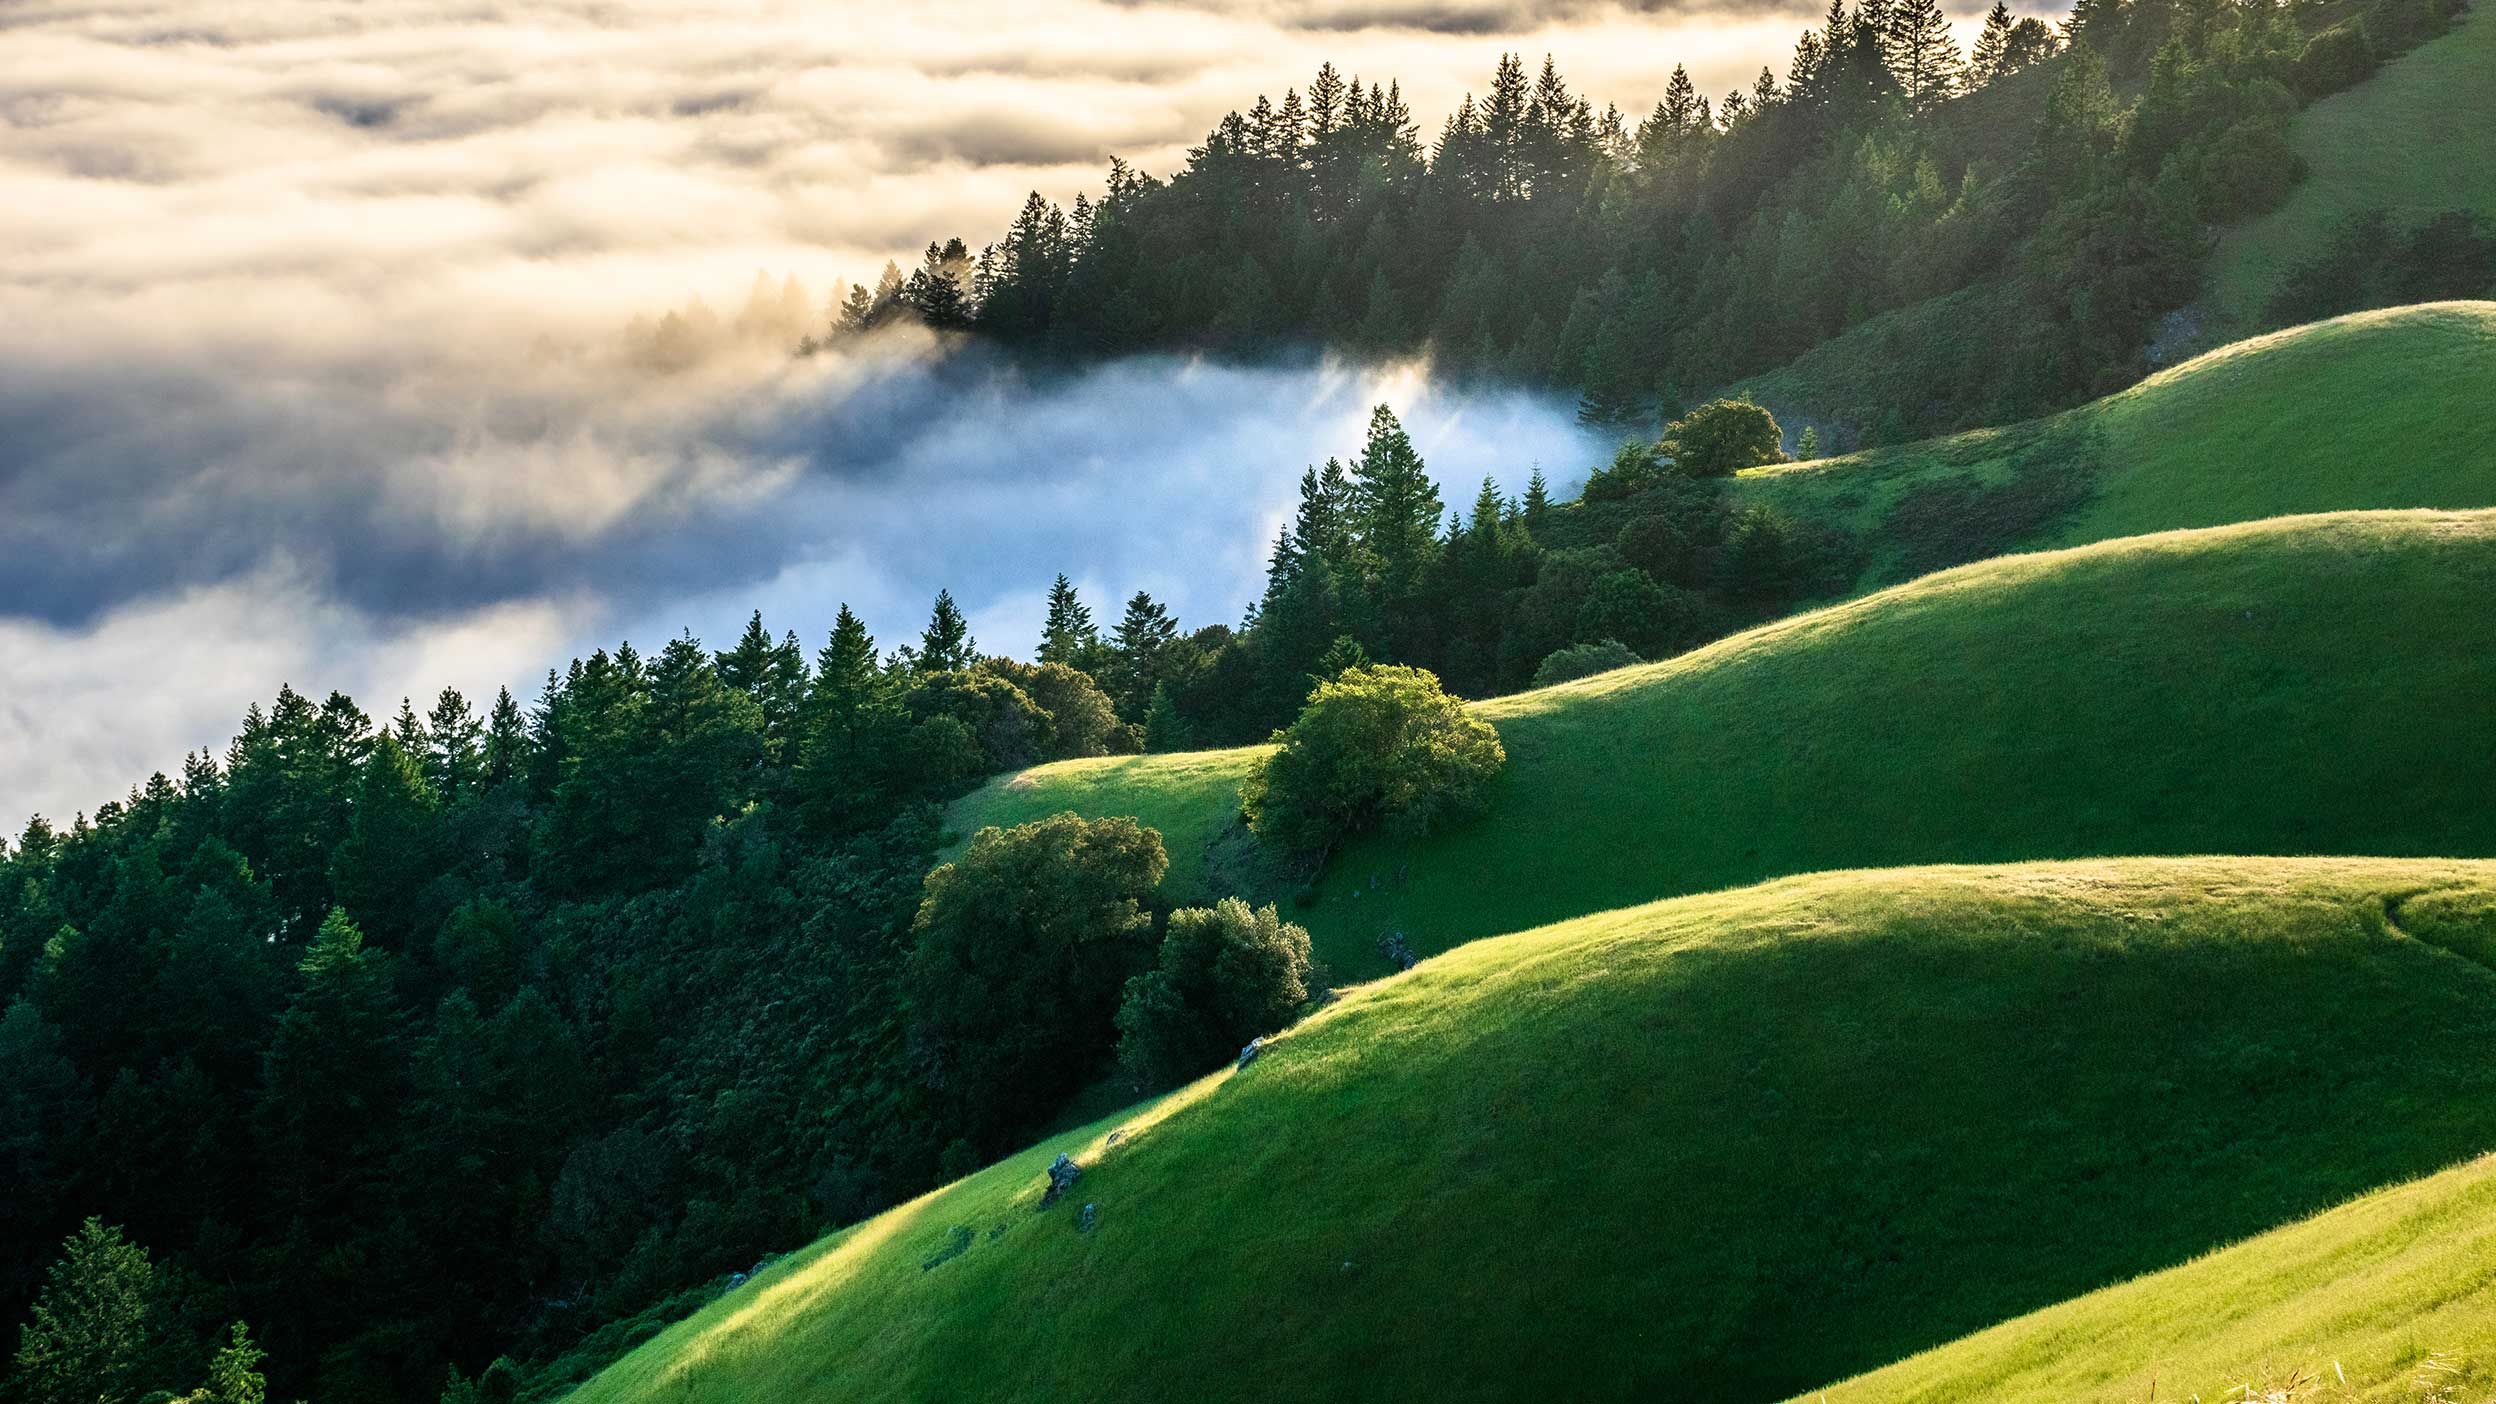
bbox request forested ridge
[6,0,2492,1399]
[817,0,2477,442]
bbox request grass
[1736,302,2496,587]
[2206,0,2496,330]
[951,507,2496,974]
[1807,1148,2496,1403]
[567,858,2496,1404]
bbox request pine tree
[1522,466,1552,530]
[1141,683,1194,753]
[1348,405,1444,600]
[425,687,485,802]
[183,1322,268,1404]
[1038,575,1102,667]
[918,590,974,674]
[11,1218,156,1404]
[1885,0,1965,109]
[482,687,528,787]
[1970,0,2016,83]
[1109,592,1180,717]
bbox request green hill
[1735,301,2496,588]
[2206,0,2496,330]
[1807,1148,2496,1403]
[953,508,2496,973]
[568,858,2496,1404]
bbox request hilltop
[954,508,2496,971]
[568,858,2496,1404]
[1736,301,2496,587]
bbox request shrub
[2292,22,2375,98]
[908,813,1168,1149]
[1533,639,1641,688]
[1240,665,1506,857]
[1660,399,1787,478]
[1115,898,1313,1086]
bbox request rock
[1076,1202,1099,1234]
[1236,1037,1263,1070]
[919,1225,973,1271]
[1377,931,1418,971]
[1041,1152,1081,1207]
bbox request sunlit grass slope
[570,859,2496,1404]
[1737,302,2496,586]
[2207,0,2496,328]
[1810,1149,2496,1402]
[955,508,2496,972]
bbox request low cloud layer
[1,0,1921,822]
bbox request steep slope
[570,859,2496,1404]
[1736,302,2496,587]
[2207,0,2496,329]
[955,508,2496,971]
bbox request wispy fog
[0,0,1879,820]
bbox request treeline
[817,0,2467,442]
[1027,403,1850,749]
[0,399,1843,1402]
[0,606,1150,1401]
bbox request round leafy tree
[1240,664,1505,857]
[1661,398,1788,478]
[1115,898,1313,1086]
[909,813,1168,1150]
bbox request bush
[2292,22,2376,98]
[1115,898,1312,1086]
[1240,665,1506,857]
[1660,399,1787,478]
[1533,639,1641,688]
[907,813,1168,1150]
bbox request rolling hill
[1735,301,2496,587]
[2206,0,2496,330]
[1808,1149,2496,1403]
[567,858,2496,1404]
[954,507,2496,973]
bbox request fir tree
[1038,575,1102,668]
[918,590,975,674]
[10,1218,155,1404]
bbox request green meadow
[954,508,2496,972]
[568,859,2496,1404]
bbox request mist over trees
[8,0,2484,1396]
[808,0,2465,443]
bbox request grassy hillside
[569,859,2496,1404]
[954,508,2496,972]
[2207,0,2496,329]
[1735,302,2496,587]
[1808,1150,2496,1403]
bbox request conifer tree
[10,1218,155,1404]
[1970,0,2016,83]
[481,688,528,788]
[1522,466,1552,530]
[1038,575,1102,668]
[1885,0,1966,109]
[918,590,975,674]
[424,688,484,802]
[1109,592,1180,717]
